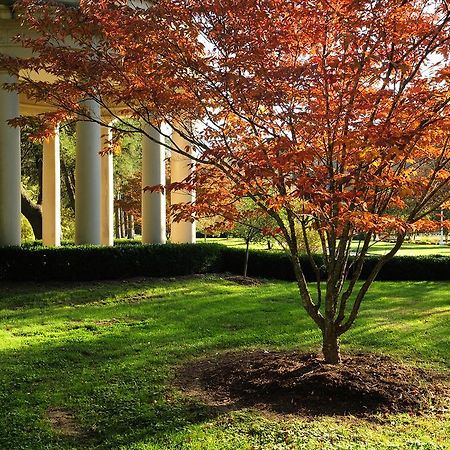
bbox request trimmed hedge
[220,248,450,281]
[0,243,223,282]
[0,243,449,281]
[359,254,450,281]
[220,247,319,281]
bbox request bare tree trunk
[244,239,250,278]
[21,187,42,240]
[35,153,43,206]
[115,206,121,238]
[127,214,135,239]
[120,209,126,238]
[123,213,128,239]
[322,323,340,364]
[61,158,75,211]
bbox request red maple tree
[2,0,450,363]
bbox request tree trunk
[127,214,135,239]
[21,187,42,240]
[121,211,125,238]
[123,212,128,239]
[61,158,75,211]
[115,198,121,239]
[243,239,250,278]
[322,325,340,364]
[120,208,126,238]
[35,153,43,205]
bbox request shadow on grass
[0,277,448,449]
[0,279,312,449]
[0,327,245,449]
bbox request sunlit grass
[357,242,450,256]
[205,237,450,256]
[0,277,449,449]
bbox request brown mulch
[224,275,263,286]
[176,350,450,416]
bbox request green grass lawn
[205,237,282,250]
[0,277,449,449]
[206,237,450,256]
[353,242,450,257]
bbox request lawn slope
[0,276,448,449]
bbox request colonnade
[0,75,196,247]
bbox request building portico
[0,1,196,247]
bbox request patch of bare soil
[176,351,450,416]
[224,275,263,286]
[47,408,82,437]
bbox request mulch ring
[176,350,450,416]
[223,275,263,286]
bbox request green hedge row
[0,243,449,282]
[0,244,223,282]
[221,248,450,281]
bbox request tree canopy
[2,0,450,362]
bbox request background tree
[113,131,142,239]
[3,0,450,363]
[20,123,77,241]
[223,201,277,277]
[20,126,43,240]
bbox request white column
[0,72,21,247]
[101,126,114,246]
[170,130,196,244]
[142,123,166,244]
[75,99,101,244]
[42,126,61,246]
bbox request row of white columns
[0,76,196,247]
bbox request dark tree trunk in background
[127,214,135,239]
[115,206,120,238]
[123,213,128,239]
[35,153,43,205]
[61,158,75,211]
[243,239,250,278]
[21,187,42,240]
[120,208,126,238]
